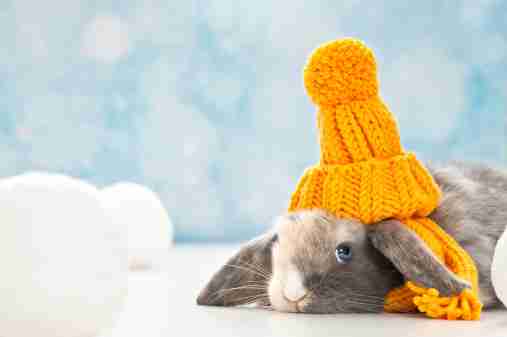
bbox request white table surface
[103,245,507,337]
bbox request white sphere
[0,172,128,337]
[101,183,173,271]
[492,227,507,306]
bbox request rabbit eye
[335,243,352,264]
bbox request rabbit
[196,161,507,313]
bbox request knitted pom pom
[407,282,482,320]
[304,38,378,107]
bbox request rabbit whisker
[248,260,272,278]
[206,285,266,302]
[214,286,267,294]
[224,264,269,279]
[234,294,270,306]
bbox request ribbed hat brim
[289,152,441,224]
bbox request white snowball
[0,172,128,337]
[101,183,173,271]
[492,227,507,306]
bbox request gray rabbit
[197,161,507,313]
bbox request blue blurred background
[0,1,505,241]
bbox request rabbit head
[197,210,470,313]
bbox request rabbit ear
[368,220,470,296]
[196,232,276,307]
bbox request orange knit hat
[289,38,441,224]
[289,38,482,320]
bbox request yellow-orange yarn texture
[289,38,482,320]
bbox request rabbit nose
[283,268,308,302]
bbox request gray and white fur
[196,161,507,313]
